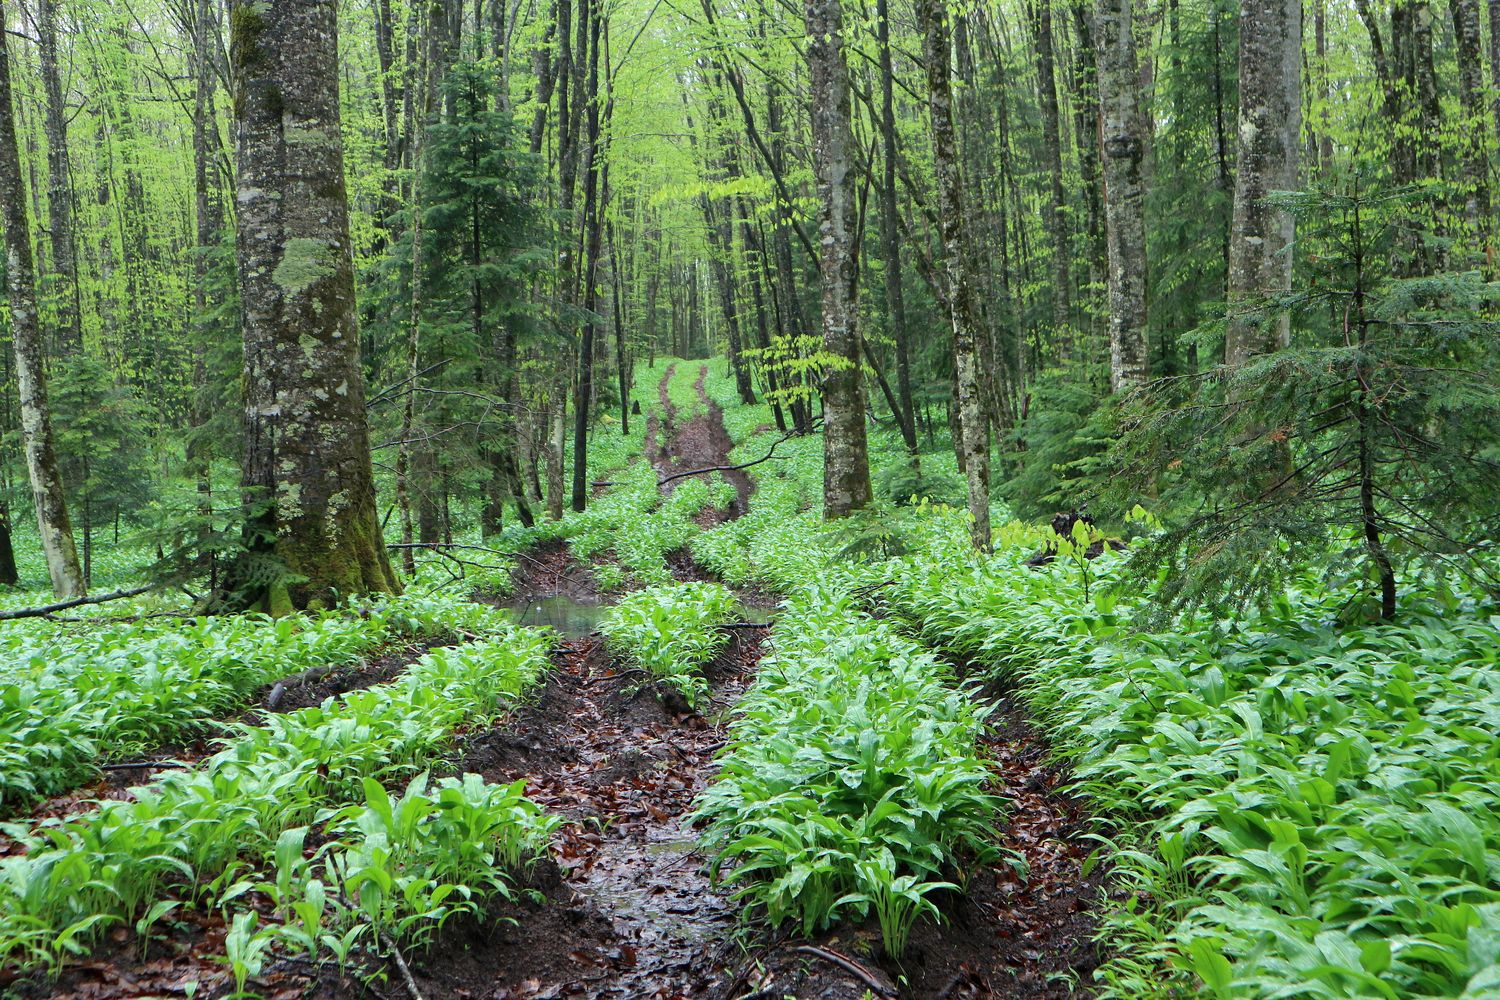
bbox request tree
[803,0,872,518]
[225,0,398,612]
[1224,0,1300,366]
[917,0,990,549]
[1096,0,1149,392]
[0,0,85,598]
[37,0,81,355]
[1110,180,1500,621]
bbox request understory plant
[598,581,739,708]
[694,580,1007,959]
[0,607,552,973]
[883,525,1500,998]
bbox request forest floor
[7,367,1113,1000]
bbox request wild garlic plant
[0,605,553,972]
[882,527,1500,999]
[693,579,1007,959]
[0,590,509,812]
[598,581,740,708]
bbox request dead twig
[265,663,343,709]
[100,759,189,772]
[792,945,896,997]
[656,431,798,488]
[379,929,426,1000]
[0,585,153,621]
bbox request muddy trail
[650,364,752,522]
[338,363,768,998]
[7,365,1114,1000]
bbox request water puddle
[506,594,610,637]
[507,593,775,638]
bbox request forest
[0,0,1499,995]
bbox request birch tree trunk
[0,0,85,598]
[1095,0,1149,392]
[1223,0,1300,366]
[228,0,398,612]
[918,0,990,550]
[37,0,81,355]
[804,0,872,518]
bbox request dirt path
[652,364,752,520]
[383,363,764,998]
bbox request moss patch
[273,238,337,299]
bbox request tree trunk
[37,0,81,355]
[1224,0,1300,366]
[0,499,17,586]
[1490,0,1500,172]
[1450,0,1490,239]
[547,389,566,520]
[918,0,990,550]
[1095,0,1149,392]
[0,0,85,599]
[876,0,918,460]
[1032,0,1074,358]
[227,0,398,612]
[571,0,602,513]
[804,0,873,518]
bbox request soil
[652,365,753,522]
[500,538,619,608]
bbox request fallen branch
[656,431,798,488]
[792,945,896,997]
[100,759,189,772]
[265,663,343,709]
[0,585,153,621]
[380,929,426,1000]
[717,621,771,630]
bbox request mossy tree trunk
[804,0,873,518]
[226,0,398,613]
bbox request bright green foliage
[0,604,552,972]
[234,773,557,969]
[599,581,739,707]
[882,524,1500,998]
[693,582,1004,958]
[533,460,733,588]
[0,591,512,811]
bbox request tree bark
[571,0,602,513]
[876,0,918,459]
[1223,0,1300,366]
[918,0,990,550]
[1032,0,1074,357]
[804,0,873,517]
[228,0,398,612]
[1095,0,1149,392]
[37,0,82,355]
[1490,0,1500,170]
[0,0,85,598]
[1450,0,1489,237]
